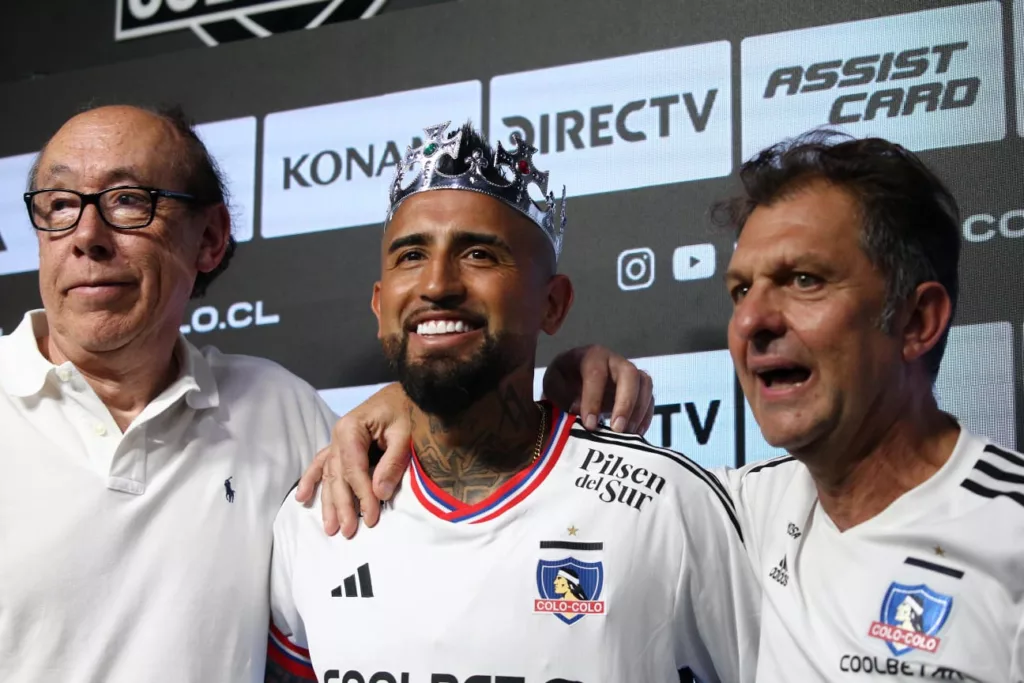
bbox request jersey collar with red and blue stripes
[409,402,573,524]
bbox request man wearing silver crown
[265,122,760,682]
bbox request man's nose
[419,255,466,305]
[69,204,116,260]
[731,282,786,351]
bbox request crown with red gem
[387,121,566,261]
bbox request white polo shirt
[0,310,335,683]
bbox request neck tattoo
[413,400,548,506]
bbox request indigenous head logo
[868,583,953,656]
[534,558,606,624]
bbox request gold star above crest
[934,545,946,557]
[567,525,579,536]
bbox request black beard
[382,329,526,421]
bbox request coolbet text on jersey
[720,429,1024,682]
[269,404,761,682]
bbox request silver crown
[387,122,566,261]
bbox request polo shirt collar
[0,309,219,410]
[0,311,58,397]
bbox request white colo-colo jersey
[270,404,761,683]
[716,428,1024,681]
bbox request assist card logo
[741,2,1005,157]
[868,582,953,656]
[534,557,606,624]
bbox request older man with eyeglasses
[0,104,653,683]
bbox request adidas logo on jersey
[330,563,374,598]
[770,556,789,586]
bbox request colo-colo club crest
[534,558,606,624]
[869,583,953,656]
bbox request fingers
[295,448,327,503]
[627,370,654,434]
[371,430,412,502]
[320,417,375,537]
[330,466,359,539]
[339,438,381,532]
[607,358,641,433]
[638,388,656,435]
[319,460,341,537]
[541,346,584,413]
[576,347,609,430]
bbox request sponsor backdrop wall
[0,0,1018,469]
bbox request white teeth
[416,320,472,336]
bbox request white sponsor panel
[741,2,1005,158]
[0,117,255,278]
[534,350,737,469]
[1017,0,1024,137]
[319,381,391,419]
[0,153,40,276]
[745,322,1017,464]
[195,117,257,243]
[261,82,482,239]
[628,351,736,469]
[490,42,732,198]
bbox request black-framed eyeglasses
[23,186,196,232]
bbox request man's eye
[730,284,749,303]
[397,251,424,263]
[793,273,822,288]
[466,249,493,260]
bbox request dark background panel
[0,0,452,85]
[0,0,1019,461]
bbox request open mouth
[414,319,483,337]
[756,366,811,389]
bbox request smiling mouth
[414,319,483,337]
[69,281,132,291]
[756,366,811,389]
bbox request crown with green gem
[387,121,566,261]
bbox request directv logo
[491,41,732,198]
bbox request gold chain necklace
[531,401,548,464]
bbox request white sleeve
[1012,611,1024,683]
[672,485,762,683]
[710,466,762,576]
[310,393,337,457]
[268,504,316,680]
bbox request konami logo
[741,2,1005,158]
[260,82,481,239]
